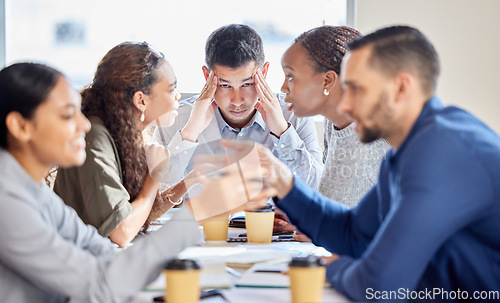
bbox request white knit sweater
[318,120,390,208]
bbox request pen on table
[254,269,284,273]
[201,289,227,300]
[225,266,242,278]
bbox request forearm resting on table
[109,172,199,247]
[109,174,159,247]
[162,170,199,203]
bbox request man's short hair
[347,25,440,95]
[205,24,265,70]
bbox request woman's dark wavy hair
[0,63,62,149]
[81,41,166,230]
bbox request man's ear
[393,72,413,104]
[202,66,210,81]
[132,90,147,112]
[261,62,270,78]
[324,70,338,92]
[5,112,33,143]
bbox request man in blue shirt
[153,24,323,194]
[212,25,500,302]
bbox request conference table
[130,218,350,303]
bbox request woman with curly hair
[54,42,190,247]
[0,62,267,302]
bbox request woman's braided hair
[295,26,362,75]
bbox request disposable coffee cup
[245,204,275,243]
[164,259,201,303]
[288,256,326,303]
[202,214,229,242]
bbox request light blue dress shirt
[153,93,323,194]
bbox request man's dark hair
[347,25,440,95]
[205,24,265,69]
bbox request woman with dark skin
[274,26,389,238]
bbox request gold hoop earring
[323,89,330,96]
[140,108,145,122]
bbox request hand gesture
[144,142,170,183]
[188,160,276,221]
[321,254,340,265]
[181,70,218,142]
[194,139,295,200]
[254,70,289,137]
[273,208,297,234]
[293,231,312,242]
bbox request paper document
[236,263,290,288]
[178,245,298,267]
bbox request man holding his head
[215,26,500,301]
[154,24,323,193]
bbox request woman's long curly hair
[81,41,167,231]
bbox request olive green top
[54,116,132,237]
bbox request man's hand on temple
[254,70,289,138]
[181,70,218,142]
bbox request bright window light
[5,0,346,93]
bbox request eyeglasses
[143,41,165,60]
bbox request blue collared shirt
[276,96,500,301]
